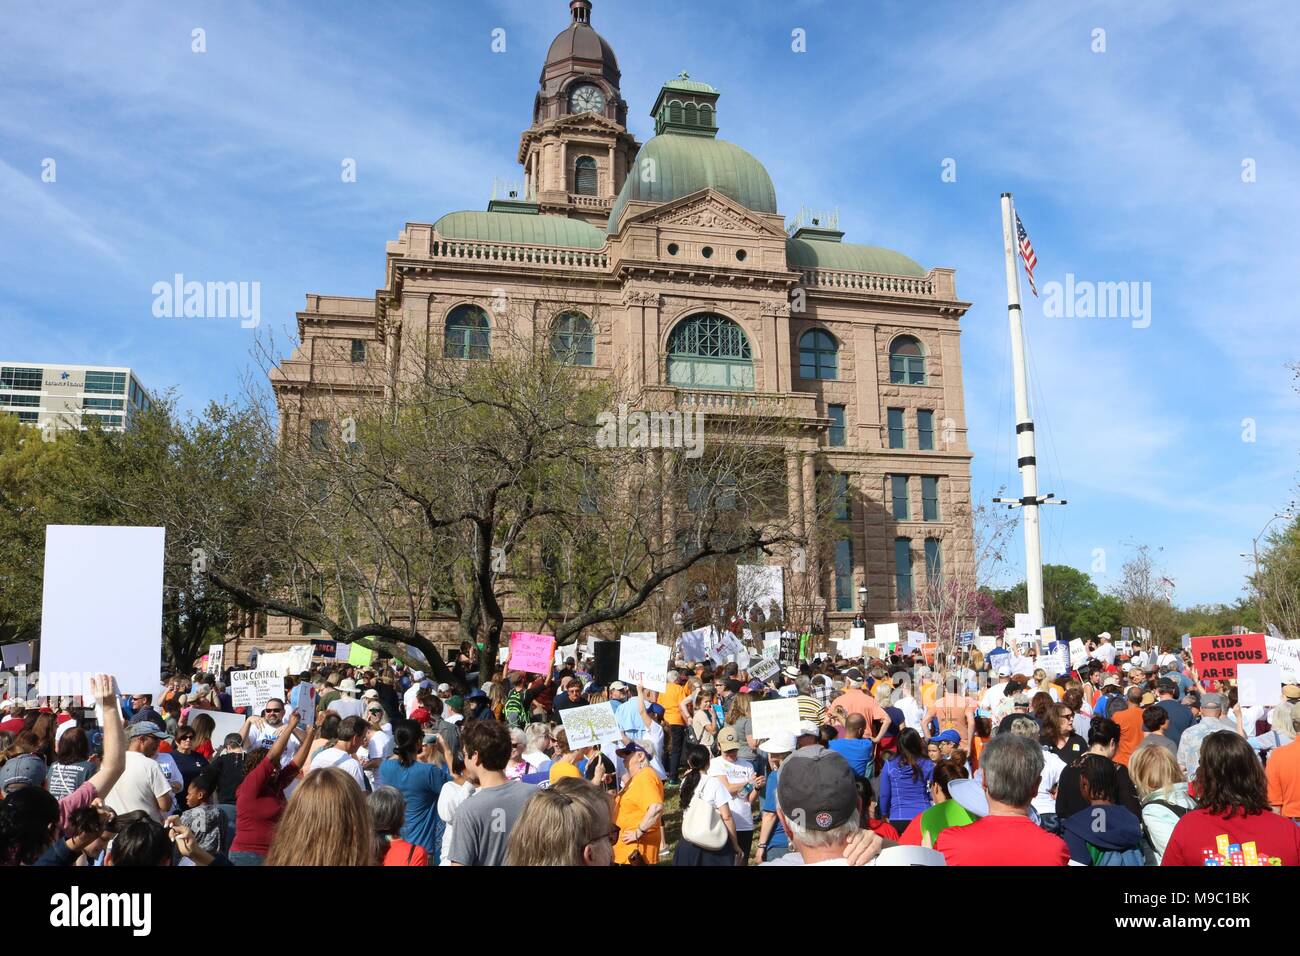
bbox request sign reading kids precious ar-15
[1191,633,1267,682]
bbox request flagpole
[999,192,1045,629]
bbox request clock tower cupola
[519,1,639,227]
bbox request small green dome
[661,75,718,94]
[607,134,778,233]
[786,236,926,277]
[432,211,607,249]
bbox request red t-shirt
[383,839,428,867]
[1160,809,1300,867]
[935,814,1069,866]
[0,717,24,735]
[229,755,300,856]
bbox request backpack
[1088,843,1146,866]
[1138,798,1192,865]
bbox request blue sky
[2,0,1296,607]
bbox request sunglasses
[368,709,384,716]
[264,708,284,715]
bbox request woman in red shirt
[228,711,315,866]
[1162,731,1300,866]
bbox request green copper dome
[786,236,926,277]
[432,210,607,249]
[607,133,778,233]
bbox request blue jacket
[879,756,934,821]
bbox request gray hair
[795,676,811,695]
[524,722,552,753]
[367,785,405,836]
[981,734,1044,808]
[778,797,859,851]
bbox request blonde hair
[1129,744,1185,800]
[505,777,613,866]
[265,767,375,866]
[725,693,750,723]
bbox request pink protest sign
[508,632,556,675]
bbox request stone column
[786,450,803,537]
[801,450,819,593]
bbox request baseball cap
[436,683,452,695]
[777,749,857,832]
[361,689,379,700]
[996,665,1011,677]
[1283,685,1300,701]
[797,720,820,738]
[933,729,961,745]
[647,703,665,718]
[1201,693,1225,710]
[764,732,797,755]
[724,679,743,694]
[409,707,431,724]
[127,721,172,741]
[782,666,800,679]
[608,681,628,692]
[716,726,741,752]
[845,668,863,682]
[447,695,464,712]
[0,754,47,794]
[614,741,651,759]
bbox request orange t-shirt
[1112,707,1144,766]
[614,767,664,864]
[383,839,428,867]
[659,682,687,726]
[1266,737,1300,817]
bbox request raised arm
[267,712,300,767]
[290,723,317,771]
[85,674,126,798]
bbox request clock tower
[518,0,639,227]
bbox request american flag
[1016,212,1038,297]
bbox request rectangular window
[918,410,934,450]
[1,367,42,391]
[303,621,322,636]
[894,537,913,609]
[828,404,846,447]
[834,539,854,612]
[887,407,905,449]
[351,339,366,363]
[925,538,942,589]
[309,419,329,452]
[922,476,940,521]
[84,371,127,394]
[891,475,909,520]
[15,411,38,423]
[0,393,40,407]
[832,473,850,520]
[82,398,125,410]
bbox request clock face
[568,84,606,114]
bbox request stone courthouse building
[260,0,974,654]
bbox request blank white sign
[39,525,165,698]
[1237,663,1282,709]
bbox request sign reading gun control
[1191,633,1267,681]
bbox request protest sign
[840,627,866,658]
[508,632,555,675]
[1,642,33,668]
[680,626,711,663]
[205,709,246,745]
[749,658,780,684]
[619,633,669,692]
[751,697,801,741]
[310,638,337,659]
[977,635,997,654]
[346,644,374,668]
[779,633,801,666]
[1069,639,1088,669]
[1191,634,1267,682]
[555,642,578,667]
[560,702,623,749]
[230,669,280,712]
[333,642,351,662]
[904,630,925,654]
[286,645,313,674]
[498,644,512,665]
[295,684,318,728]
[873,622,900,645]
[1237,663,1282,709]
[207,644,224,676]
[1014,613,1032,634]
[1265,637,1300,684]
[762,633,780,660]
[38,525,164,698]
[959,630,975,646]
[921,642,938,665]
[1038,626,1057,646]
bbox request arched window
[798,329,838,380]
[699,104,714,128]
[574,156,598,196]
[889,335,926,385]
[551,312,594,366]
[444,304,490,360]
[684,103,699,127]
[666,314,754,391]
[668,101,683,125]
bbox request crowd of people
[1,631,1298,867]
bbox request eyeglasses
[264,708,283,715]
[368,709,384,716]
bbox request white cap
[996,665,1011,677]
[797,721,821,738]
[436,683,451,695]
[764,732,797,755]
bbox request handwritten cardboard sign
[618,632,669,692]
[751,697,801,741]
[230,669,281,712]
[1191,634,1267,682]
[508,632,556,675]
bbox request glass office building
[0,363,151,432]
